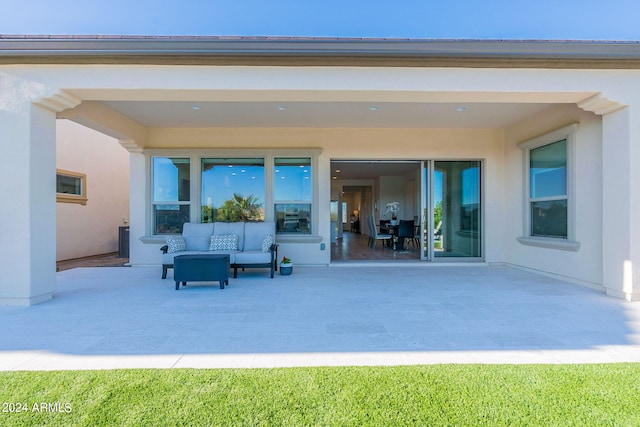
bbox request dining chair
[368,215,392,249]
[397,219,414,250]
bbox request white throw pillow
[166,236,186,253]
[261,235,274,252]
[209,234,239,251]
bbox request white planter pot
[280,264,293,275]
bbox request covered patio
[1,265,639,370]
[3,37,640,306]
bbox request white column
[0,74,80,305]
[126,147,147,266]
[602,107,640,301]
[0,101,55,304]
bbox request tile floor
[1,264,639,370]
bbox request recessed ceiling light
[335,169,341,173]
[370,106,380,111]
[456,106,467,112]
[277,106,287,111]
[191,105,201,110]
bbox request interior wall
[379,176,406,221]
[56,120,130,261]
[504,104,603,286]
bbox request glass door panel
[434,161,482,258]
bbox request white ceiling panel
[102,100,557,129]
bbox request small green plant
[281,256,292,264]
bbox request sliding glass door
[422,160,482,260]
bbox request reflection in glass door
[423,161,482,259]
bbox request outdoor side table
[173,254,230,290]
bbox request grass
[1,364,639,426]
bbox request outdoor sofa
[160,221,278,279]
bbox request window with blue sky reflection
[201,158,265,222]
[274,158,312,234]
[152,157,190,234]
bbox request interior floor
[331,231,421,262]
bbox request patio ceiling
[101,100,556,129]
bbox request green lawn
[1,364,639,426]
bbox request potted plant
[280,256,293,275]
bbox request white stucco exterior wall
[130,127,505,266]
[56,119,130,261]
[504,105,603,287]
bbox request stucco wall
[504,105,603,287]
[56,120,130,261]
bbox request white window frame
[145,149,320,239]
[151,156,191,235]
[517,123,580,252]
[273,156,314,235]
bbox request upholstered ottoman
[173,254,230,290]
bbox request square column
[602,107,640,300]
[125,146,147,266]
[0,74,79,305]
[0,103,57,305]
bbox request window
[529,140,567,238]
[148,151,318,237]
[56,169,87,205]
[518,124,580,251]
[201,158,265,222]
[274,157,312,234]
[152,157,190,234]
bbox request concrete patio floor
[1,264,639,371]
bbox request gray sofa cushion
[183,223,214,251]
[234,250,271,265]
[244,222,276,251]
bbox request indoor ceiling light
[277,106,287,111]
[456,106,467,112]
[370,106,380,111]
[191,105,201,110]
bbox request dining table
[379,223,400,250]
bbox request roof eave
[1,36,640,68]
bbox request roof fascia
[1,37,640,69]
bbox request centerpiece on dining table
[385,201,400,225]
